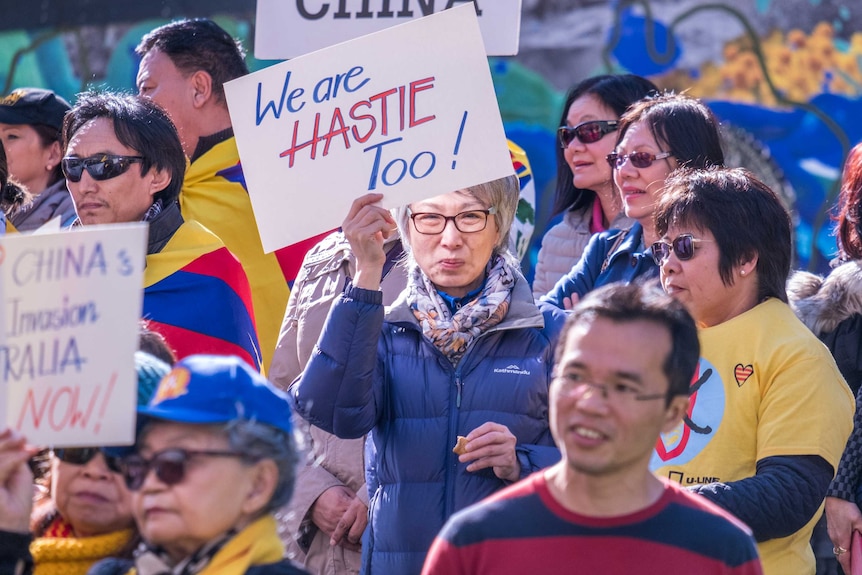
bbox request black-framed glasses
[408,206,496,235]
[557,120,619,149]
[553,375,667,404]
[53,448,121,473]
[606,150,673,170]
[650,234,713,266]
[116,448,247,491]
[62,154,145,182]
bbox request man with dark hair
[63,91,262,370]
[136,19,300,371]
[422,282,763,575]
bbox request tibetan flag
[144,220,262,371]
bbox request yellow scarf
[181,137,290,371]
[31,528,134,575]
[130,515,285,575]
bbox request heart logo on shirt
[734,364,753,386]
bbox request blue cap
[138,354,293,435]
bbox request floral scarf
[408,254,515,366]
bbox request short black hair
[655,167,792,303]
[62,91,185,205]
[136,18,249,105]
[556,281,700,400]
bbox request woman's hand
[459,422,521,483]
[342,193,396,291]
[826,495,862,573]
[0,428,35,534]
[310,485,366,552]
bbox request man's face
[65,117,165,225]
[549,317,688,481]
[137,49,196,155]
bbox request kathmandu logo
[493,364,531,375]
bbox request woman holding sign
[291,175,566,574]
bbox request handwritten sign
[226,5,514,252]
[0,224,147,446]
[254,0,522,59]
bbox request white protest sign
[226,4,514,252]
[255,0,522,59]
[0,224,147,446]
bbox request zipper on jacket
[456,375,463,408]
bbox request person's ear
[46,140,62,171]
[146,167,171,199]
[241,459,279,516]
[661,395,690,434]
[738,254,759,278]
[190,70,214,109]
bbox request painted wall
[2,0,858,272]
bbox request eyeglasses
[606,151,673,170]
[557,120,619,149]
[554,374,667,404]
[62,154,145,182]
[650,234,713,266]
[116,448,247,491]
[408,206,496,235]
[53,448,121,473]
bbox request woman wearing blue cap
[104,354,308,575]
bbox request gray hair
[395,174,520,267]
[224,419,298,515]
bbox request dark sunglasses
[54,447,122,473]
[62,154,145,182]
[606,151,673,170]
[557,120,619,149]
[117,448,247,491]
[650,234,712,266]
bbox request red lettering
[48,387,73,431]
[322,107,352,156]
[409,76,436,128]
[369,88,398,136]
[280,113,323,167]
[349,100,376,143]
[17,387,50,429]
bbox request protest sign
[0,224,147,446]
[226,4,514,252]
[255,0,522,59]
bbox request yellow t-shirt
[651,298,854,575]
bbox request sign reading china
[254,0,522,59]
[225,5,514,252]
[0,224,147,446]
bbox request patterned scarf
[409,254,515,366]
[30,522,134,575]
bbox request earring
[740,270,746,276]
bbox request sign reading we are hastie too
[0,224,147,446]
[225,4,514,252]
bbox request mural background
[2,0,859,273]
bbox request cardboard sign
[255,0,522,59]
[226,5,514,252]
[0,224,147,446]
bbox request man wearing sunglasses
[422,283,762,574]
[62,92,262,370]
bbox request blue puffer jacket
[290,273,566,575]
[541,222,658,308]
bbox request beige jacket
[270,231,406,575]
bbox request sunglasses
[54,447,121,473]
[606,151,673,170]
[650,234,712,266]
[557,120,619,149]
[117,448,247,491]
[62,154,145,182]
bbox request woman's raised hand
[342,193,397,291]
